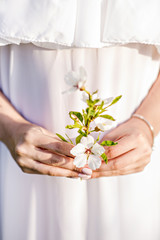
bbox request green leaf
[101,153,108,164]
[86,108,89,114]
[76,134,83,144]
[69,111,83,123]
[65,133,73,144]
[56,133,68,142]
[99,114,115,121]
[109,95,122,106]
[100,100,104,107]
[100,141,118,146]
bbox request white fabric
[0,0,160,53]
[0,43,160,240]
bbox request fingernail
[82,168,92,175]
[78,174,91,180]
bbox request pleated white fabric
[0,0,160,52]
[0,43,160,240]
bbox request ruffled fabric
[0,0,160,53]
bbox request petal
[70,143,86,156]
[79,66,87,80]
[91,143,105,156]
[81,92,89,102]
[73,154,87,168]
[62,87,77,94]
[95,118,113,131]
[65,71,79,86]
[80,135,94,148]
[103,97,114,105]
[88,155,102,170]
[96,122,113,131]
[78,80,86,89]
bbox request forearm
[134,71,160,136]
[0,91,28,145]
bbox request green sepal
[69,111,83,123]
[56,133,68,142]
[100,140,118,146]
[101,153,108,164]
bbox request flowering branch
[56,67,122,170]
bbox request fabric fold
[0,0,160,53]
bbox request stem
[84,89,91,100]
[85,120,90,136]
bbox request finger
[95,148,143,172]
[32,147,83,172]
[18,157,81,178]
[16,144,88,174]
[33,148,92,175]
[106,143,151,171]
[116,155,150,172]
[92,166,145,178]
[101,124,125,142]
[19,144,83,172]
[34,134,74,157]
[102,135,137,159]
[95,146,151,173]
[21,167,40,174]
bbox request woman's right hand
[5,121,91,179]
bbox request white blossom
[62,67,87,94]
[70,135,105,170]
[95,118,113,131]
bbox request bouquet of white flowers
[57,67,122,170]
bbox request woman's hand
[92,117,153,178]
[5,121,91,179]
[0,92,92,179]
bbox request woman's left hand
[92,117,153,178]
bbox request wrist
[0,114,29,147]
[130,115,154,148]
[132,114,154,147]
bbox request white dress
[0,1,160,240]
